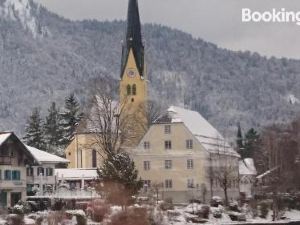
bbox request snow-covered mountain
[1,0,300,136]
[0,0,39,36]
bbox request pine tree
[236,123,244,158]
[97,152,143,207]
[23,108,45,149]
[244,128,259,158]
[60,93,83,146]
[44,102,64,154]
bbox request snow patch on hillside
[0,0,39,37]
[287,94,300,105]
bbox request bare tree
[208,138,239,206]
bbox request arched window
[132,84,137,95]
[127,85,131,95]
[92,149,97,168]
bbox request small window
[4,170,11,180]
[68,152,71,156]
[144,180,151,188]
[26,167,33,176]
[186,140,193,149]
[165,179,173,189]
[132,84,137,95]
[164,125,171,134]
[37,167,44,176]
[12,171,21,180]
[187,179,194,188]
[187,159,194,169]
[127,85,131,95]
[92,149,97,168]
[144,161,150,170]
[143,141,150,149]
[46,168,53,176]
[165,140,172,150]
[165,160,172,169]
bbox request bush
[198,205,210,219]
[6,214,24,225]
[159,198,174,211]
[211,196,223,207]
[108,207,150,225]
[86,199,110,222]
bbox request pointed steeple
[121,0,144,78]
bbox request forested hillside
[1,0,300,136]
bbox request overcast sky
[35,0,300,59]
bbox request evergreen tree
[23,108,45,149]
[236,123,245,158]
[44,102,64,154]
[60,93,83,146]
[97,152,143,206]
[244,128,259,158]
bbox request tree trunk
[224,187,229,206]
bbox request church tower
[120,0,148,147]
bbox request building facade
[0,133,35,207]
[0,132,69,207]
[133,106,240,203]
[26,146,69,196]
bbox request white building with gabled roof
[132,106,240,203]
[26,145,69,196]
[239,158,257,198]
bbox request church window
[127,85,131,95]
[92,149,97,168]
[132,84,137,95]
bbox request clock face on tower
[127,68,136,78]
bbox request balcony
[0,156,12,165]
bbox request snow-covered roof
[166,106,239,157]
[239,158,257,175]
[55,168,97,180]
[26,146,69,164]
[257,166,279,180]
[0,132,12,146]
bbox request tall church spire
[121,0,144,78]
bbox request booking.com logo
[242,8,300,25]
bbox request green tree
[244,128,259,158]
[23,108,45,149]
[97,152,143,208]
[60,93,83,146]
[44,102,64,155]
[236,123,244,158]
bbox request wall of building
[132,122,210,203]
[65,134,104,169]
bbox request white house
[26,146,69,196]
[239,158,257,198]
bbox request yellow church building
[65,0,240,203]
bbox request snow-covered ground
[0,204,300,225]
